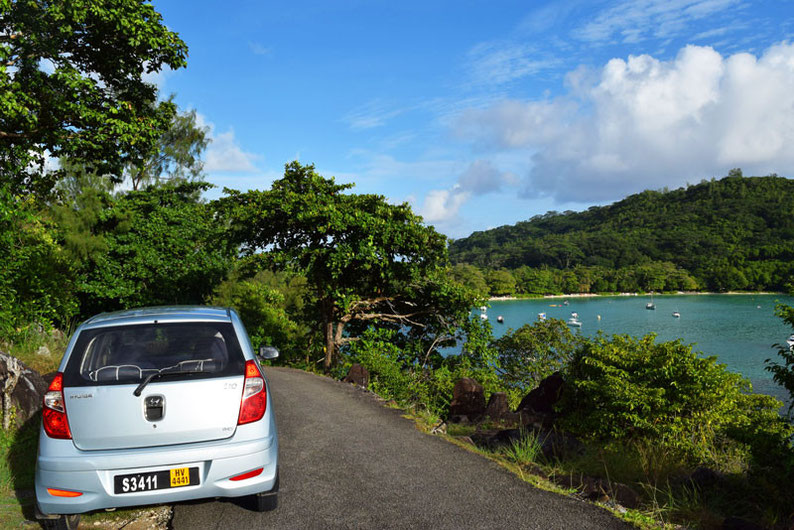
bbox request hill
[448,173,794,293]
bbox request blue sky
[152,0,794,238]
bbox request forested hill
[448,174,794,292]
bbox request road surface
[171,367,631,529]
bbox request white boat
[787,334,794,350]
[567,317,582,327]
[537,312,546,321]
[479,306,488,320]
[570,312,579,319]
[646,293,656,310]
[672,312,680,318]
[497,315,504,324]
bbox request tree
[766,303,794,418]
[492,319,580,389]
[126,101,210,190]
[450,263,488,297]
[76,182,235,316]
[221,161,454,371]
[486,269,516,297]
[0,0,188,195]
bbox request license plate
[114,467,199,494]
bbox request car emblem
[144,394,165,422]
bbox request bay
[484,294,794,407]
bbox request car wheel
[43,514,80,529]
[254,491,278,512]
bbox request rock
[535,429,584,460]
[448,378,486,420]
[721,517,765,530]
[0,351,48,429]
[342,363,369,387]
[519,410,557,430]
[500,411,521,426]
[611,483,642,509]
[36,345,51,357]
[484,392,508,421]
[517,372,564,414]
[689,466,725,490]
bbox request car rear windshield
[63,322,246,387]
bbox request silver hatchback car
[35,306,279,529]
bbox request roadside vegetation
[2,1,794,529]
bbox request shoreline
[489,291,785,302]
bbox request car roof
[82,306,233,329]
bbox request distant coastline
[489,291,784,302]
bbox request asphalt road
[171,367,632,529]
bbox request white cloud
[455,43,794,203]
[196,114,260,173]
[467,42,560,86]
[576,0,743,44]
[343,100,408,130]
[418,160,516,227]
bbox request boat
[567,317,582,327]
[537,312,546,321]
[563,300,569,306]
[570,312,579,319]
[479,306,488,321]
[496,315,504,324]
[672,312,680,318]
[787,334,794,350]
[646,293,656,310]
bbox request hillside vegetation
[449,173,794,295]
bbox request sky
[151,0,794,239]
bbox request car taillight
[42,373,71,439]
[238,360,267,425]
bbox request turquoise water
[485,294,794,406]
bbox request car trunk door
[65,375,245,451]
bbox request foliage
[0,185,77,334]
[450,174,794,294]
[211,270,311,363]
[765,303,794,417]
[74,182,235,316]
[221,161,459,370]
[486,269,517,297]
[503,429,544,466]
[560,333,791,464]
[493,319,581,389]
[0,0,188,195]
[125,100,210,190]
[449,263,488,298]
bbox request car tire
[42,514,80,529]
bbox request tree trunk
[322,302,335,372]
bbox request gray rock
[484,392,508,421]
[517,372,564,414]
[0,351,48,429]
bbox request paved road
[172,367,631,529]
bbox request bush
[561,333,791,464]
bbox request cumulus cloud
[456,42,794,203]
[196,114,260,173]
[419,160,515,225]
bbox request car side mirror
[258,346,279,360]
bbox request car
[34,306,279,529]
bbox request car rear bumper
[35,431,278,515]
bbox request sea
[483,294,794,408]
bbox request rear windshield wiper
[133,369,207,397]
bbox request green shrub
[561,333,791,464]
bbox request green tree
[0,0,188,195]
[486,269,516,297]
[562,333,790,463]
[76,182,234,316]
[450,263,488,297]
[221,162,454,371]
[126,101,210,191]
[766,303,794,417]
[493,319,581,389]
